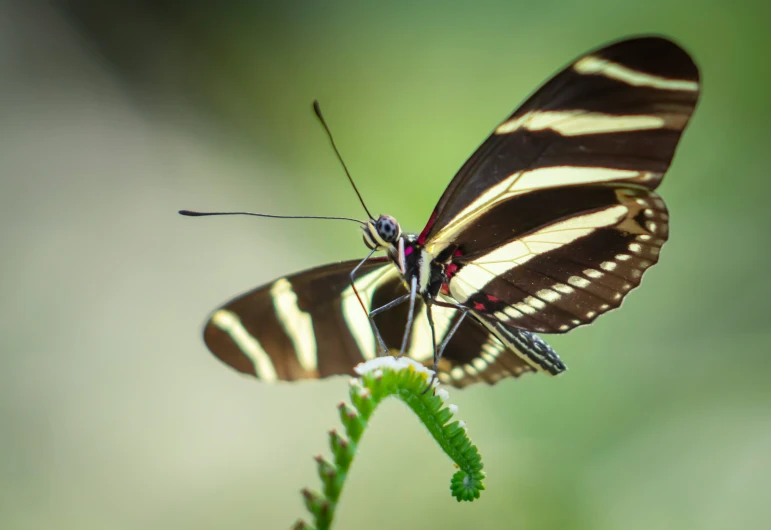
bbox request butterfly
[181,36,700,388]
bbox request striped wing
[203,260,545,388]
[422,36,699,334]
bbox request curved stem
[294,357,486,530]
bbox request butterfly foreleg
[397,275,418,358]
[348,248,393,356]
[422,301,469,393]
[367,293,410,356]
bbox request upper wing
[202,259,542,388]
[420,36,699,250]
[419,36,699,333]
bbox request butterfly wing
[203,259,541,387]
[419,36,699,335]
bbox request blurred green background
[2,1,770,529]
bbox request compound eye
[376,215,400,243]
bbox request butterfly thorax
[395,235,460,302]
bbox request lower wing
[203,259,558,388]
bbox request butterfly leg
[397,275,418,358]
[368,294,410,317]
[367,293,410,356]
[421,302,439,393]
[349,248,391,355]
[422,301,469,393]
[434,307,468,364]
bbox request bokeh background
[2,1,770,529]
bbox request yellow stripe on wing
[211,309,278,382]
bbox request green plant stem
[294,357,486,530]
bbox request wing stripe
[449,204,629,303]
[210,309,279,382]
[429,172,644,253]
[495,110,685,137]
[271,278,318,373]
[513,166,655,192]
[574,56,699,91]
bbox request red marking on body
[453,249,463,257]
[487,294,500,302]
[440,284,450,295]
[404,246,414,256]
[417,209,438,245]
[445,262,459,278]
[474,302,486,311]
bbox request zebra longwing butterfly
[183,36,700,388]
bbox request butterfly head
[363,214,401,250]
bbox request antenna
[179,210,365,225]
[313,100,374,220]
